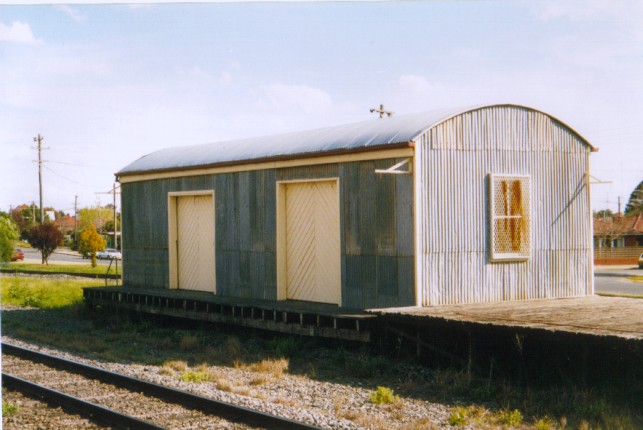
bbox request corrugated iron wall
[121,158,415,308]
[415,106,593,305]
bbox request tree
[624,180,643,216]
[78,206,113,233]
[594,209,614,219]
[0,216,19,262]
[78,223,105,267]
[28,222,63,265]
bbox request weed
[449,407,468,426]
[397,418,437,430]
[2,400,19,416]
[268,336,300,358]
[534,416,556,430]
[7,278,27,298]
[250,375,272,386]
[179,370,210,383]
[164,360,188,372]
[241,358,289,378]
[347,354,389,379]
[307,363,317,380]
[497,408,523,427]
[215,379,233,392]
[370,386,398,405]
[158,366,174,376]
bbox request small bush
[370,386,398,405]
[179,370,210,383]
[2,400,19,416]
[269,336,300,358]
[534,416,556,430]
[449,407,468,426]
[497,408,523,427]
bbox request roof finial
[370,104,394,118]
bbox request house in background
[594,214,643,265]
[116,104,596,308]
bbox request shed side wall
[416,106,593,305]
[121,158,415,308]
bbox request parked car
[10,249,25,261]
[96,249,122,260]
[638,253,643,269]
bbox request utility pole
[95,184,121,249]
[74,195,78,244]
[617,196,621,215]
[32,134,48,224]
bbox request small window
[489,174,530,261]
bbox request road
[595,266,643,297]
[19,247,111,266]
[12,248,643,297]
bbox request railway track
[1,342,320,430]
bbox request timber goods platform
[83,287,374,342]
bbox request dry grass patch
[164,360,188,372]
[396,418,438,430]
[236,357,289,379]
[250,374,274,386]
[275,397,298,407]
[351,412,390,429]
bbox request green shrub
[180,370,210,383]
[2,400,19,416]
[449,407,468,426]
[498,408,523,427]
[370,386,398,405]
[269,336,301,358]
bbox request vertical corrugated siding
[416,106,593,305]
[121,158,415,309]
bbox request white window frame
[489,174,531,262]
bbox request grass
[1,276,103,309]
[1,275,642,429]
[1,262,121,276]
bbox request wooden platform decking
[83,286,375,342]
[369,296,643,341]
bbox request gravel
[2,337,454,429]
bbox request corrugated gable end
[416,105,593,306]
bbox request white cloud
[54,5,87,22]
[398,74,446,95]
[531,0,643,23]
[257,83,333,114]
[0,21,41,44]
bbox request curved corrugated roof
[118,104,594,176]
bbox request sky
[1,0,641,217]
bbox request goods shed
[116,104,596,308]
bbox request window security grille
[489,174,530,261]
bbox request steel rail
[2,373,164,430]
[2,342,321,430]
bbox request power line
[43,165,105,188]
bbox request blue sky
[1,1,641,215]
